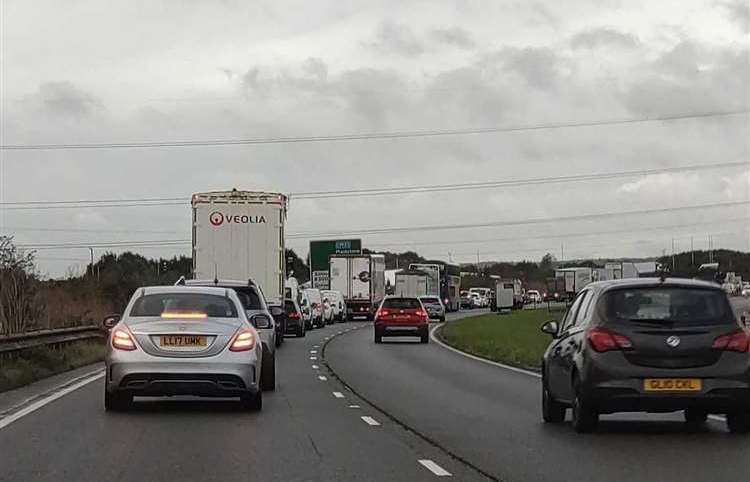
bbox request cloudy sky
[1,0,749,277]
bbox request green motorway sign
[309,239,362,289]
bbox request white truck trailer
[555,267,593,300]
[192,189,288,305]
[329,254,386,320]
[395,269,428,298]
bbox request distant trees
[0,236,42,335]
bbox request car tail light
[288,311,300,320]
[712,330,750,353]
[415,310,428,321]
[229,329,256,352]
[375,309,389,320]
[112,329,137,351]
[587,327,633,353]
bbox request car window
[420,297,440,304]
[231,287,263,311]
[576,290,596,326]
[284,300,297,314]
[382,298,421,309]
[602,288,733,326]
[130,293,238,318]
[560,292,588,332]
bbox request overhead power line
[286,200,750,239]
[1,109,746,151]
[1,160,747,210]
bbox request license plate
[643,378,702,392]
[160,335,207,347]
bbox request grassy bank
[0,341,105,393]
[440,309,564,370]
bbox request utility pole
[560,243,564,262]
[88,247,94,280]
[671,238,675,273]
[691,236,694,266]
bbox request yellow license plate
[643,378,702,392]
[160,335,207,347]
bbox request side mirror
[102,314,121,330]
[541,320,559,337]
[251,314,272,329]
[270,306,284,318]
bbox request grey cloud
[241,66,261,90]
[430,27,475,49]
[496,47,560,91]
[720,0,750,32]
[570,27,639,49]
[30,82,101,118]
[366,21,424,57]
[302,57,328,81]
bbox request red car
[374,297,429,344]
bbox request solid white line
[361,416,380,426]
[418,459,452,477]
[430,324,541,379]
[333,392,345,398]
[318,376,328,381]
[0,371,104,431]
[312,364,319,370]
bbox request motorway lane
[0,323,488,482]
[325,309,750,482]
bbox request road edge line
[430,324,541,379]
[0,371,104,431]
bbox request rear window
[602,288,733,326]
[231,287,263,311]
[383,298,421,309]
[284,300,298,314]
[130,293,238,318]
[421,297,440,304]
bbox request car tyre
[374,330,382,344]
[241,390,263,411]
[261,354,276,391]
[296,324,305,337]
[726,412,750,433]
[542,378,566,423]
[684,409,708,425]
[275,334,282,348]
[571,377,598,433]
[104,390,132,412]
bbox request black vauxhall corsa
[541,278,750,433]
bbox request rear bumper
[582,351,750,413]
[285,318,303,332]
[375,322,428,337]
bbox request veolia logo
[209,211,267,227]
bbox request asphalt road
[325,306,750,482]
[0,323,489,482]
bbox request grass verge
[440,309,564,370]
[0,340,105,393]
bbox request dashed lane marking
[361,416,381,426]
[418,460,452,477]
[348,405,361,409]
[333,392,345,399]
[312,364,319,369]
[318,376,328,381]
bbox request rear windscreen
[284,300,297,313]
[602,288,733,326]
[130,293,238,318]
[231,287,263,311]
[383,298,421,309]
[420,297,440,304]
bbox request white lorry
[395,270,428,298]
[329,254,386,320]
[555,267,593,300]
[408,263,441,297]
[191,189,288,305]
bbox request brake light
[587,327,633,353]
[112,329,137,351]
[712,330,750,353]
[288,311,300,320]
[415,310,428,321]
[375,309,389,320]
[229,329,256,352]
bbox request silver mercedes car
[103,286,266,411]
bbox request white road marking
[310,350,317,354]
[348,405,361,409]
[418,460,452,477]
[318,376,328,381]
[313,345,319,348]
[333,392,345,398]
[0,371,104,431]
[310,356,317,360]
[430,324,541,378]
[312,364,319,369]
[361,416,380,426]
[709,415,726,422]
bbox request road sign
[310,239,362,289]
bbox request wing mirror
[270,306,284,318]
[102,314,121,330]
[540,320,559,337]
[251,314,272,329]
